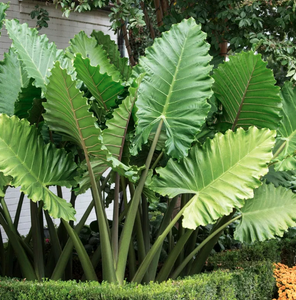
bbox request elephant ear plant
[1,9,296,284]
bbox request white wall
[0,0,115,240]
[0,0,116,59]
[2,186,113,241]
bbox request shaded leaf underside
[213,51,282,130]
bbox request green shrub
[0,263,275,300]
[207,240,281,270]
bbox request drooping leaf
[74,54,124,109]
[149,127,276,229]
[0,2,8,34]
[131,18,213,159]
[0,114,77,220]
[43,62,140,188]
[271,82,296,171]
[213,51,282,130]
[91,30,132,81]
[235,182,296,243]
[0,172,11,197]
[5,19,57,90]
[67,32,121,81]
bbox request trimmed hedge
[0,262,275,300]
[207,240,281,270]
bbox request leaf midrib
[232,61,257,130]
[162,34,188,117]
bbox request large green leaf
[43,63,140,186]
[0,114,77,220]
[234,182,296,243]
[5,19,57,90]
[149,127,276,228]
[213,51,282,130]
[131,18,213,159]
[0,50,28,115]
[91,30,132,81]
[74,54,124,109]
[67,32,121,82]
[271,82,296,171]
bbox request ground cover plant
[1,0,296,286]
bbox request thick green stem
[156,229,193,282]
[30,201,45,280]
[189,211,236,275]
[170,215,242,279]
[184,228,198,275]
[112,173,120,265]
[14,192,24,229]
[132,199,191,283]
[0,212,37,280]
[146,196,179,281]
[62,220,98,281]
[51,200,94,280]
[116,119,164,283]
[151,150,164,170]
[85,154,117,283]
[142,195,150,255]
[0,229,5,276]
[175,194,187,269]
[44,210,62,263]
[128,236,137,281]
[272,140,287,160]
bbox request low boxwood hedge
[0,262,275,300]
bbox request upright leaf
[132,18,213,159]
[43,63,139,184]
[75,76,144,195]
[102,75,144,159]
[67,32,121,81]
[0,114,77,220]
[74,54,124,109]
[0,50,28,115]
[235,183,296,243]
[91,30,132,81]
[213,51,282,130]
[149,127,276,228]
[272,82,296,171]
[5,19,57,90]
